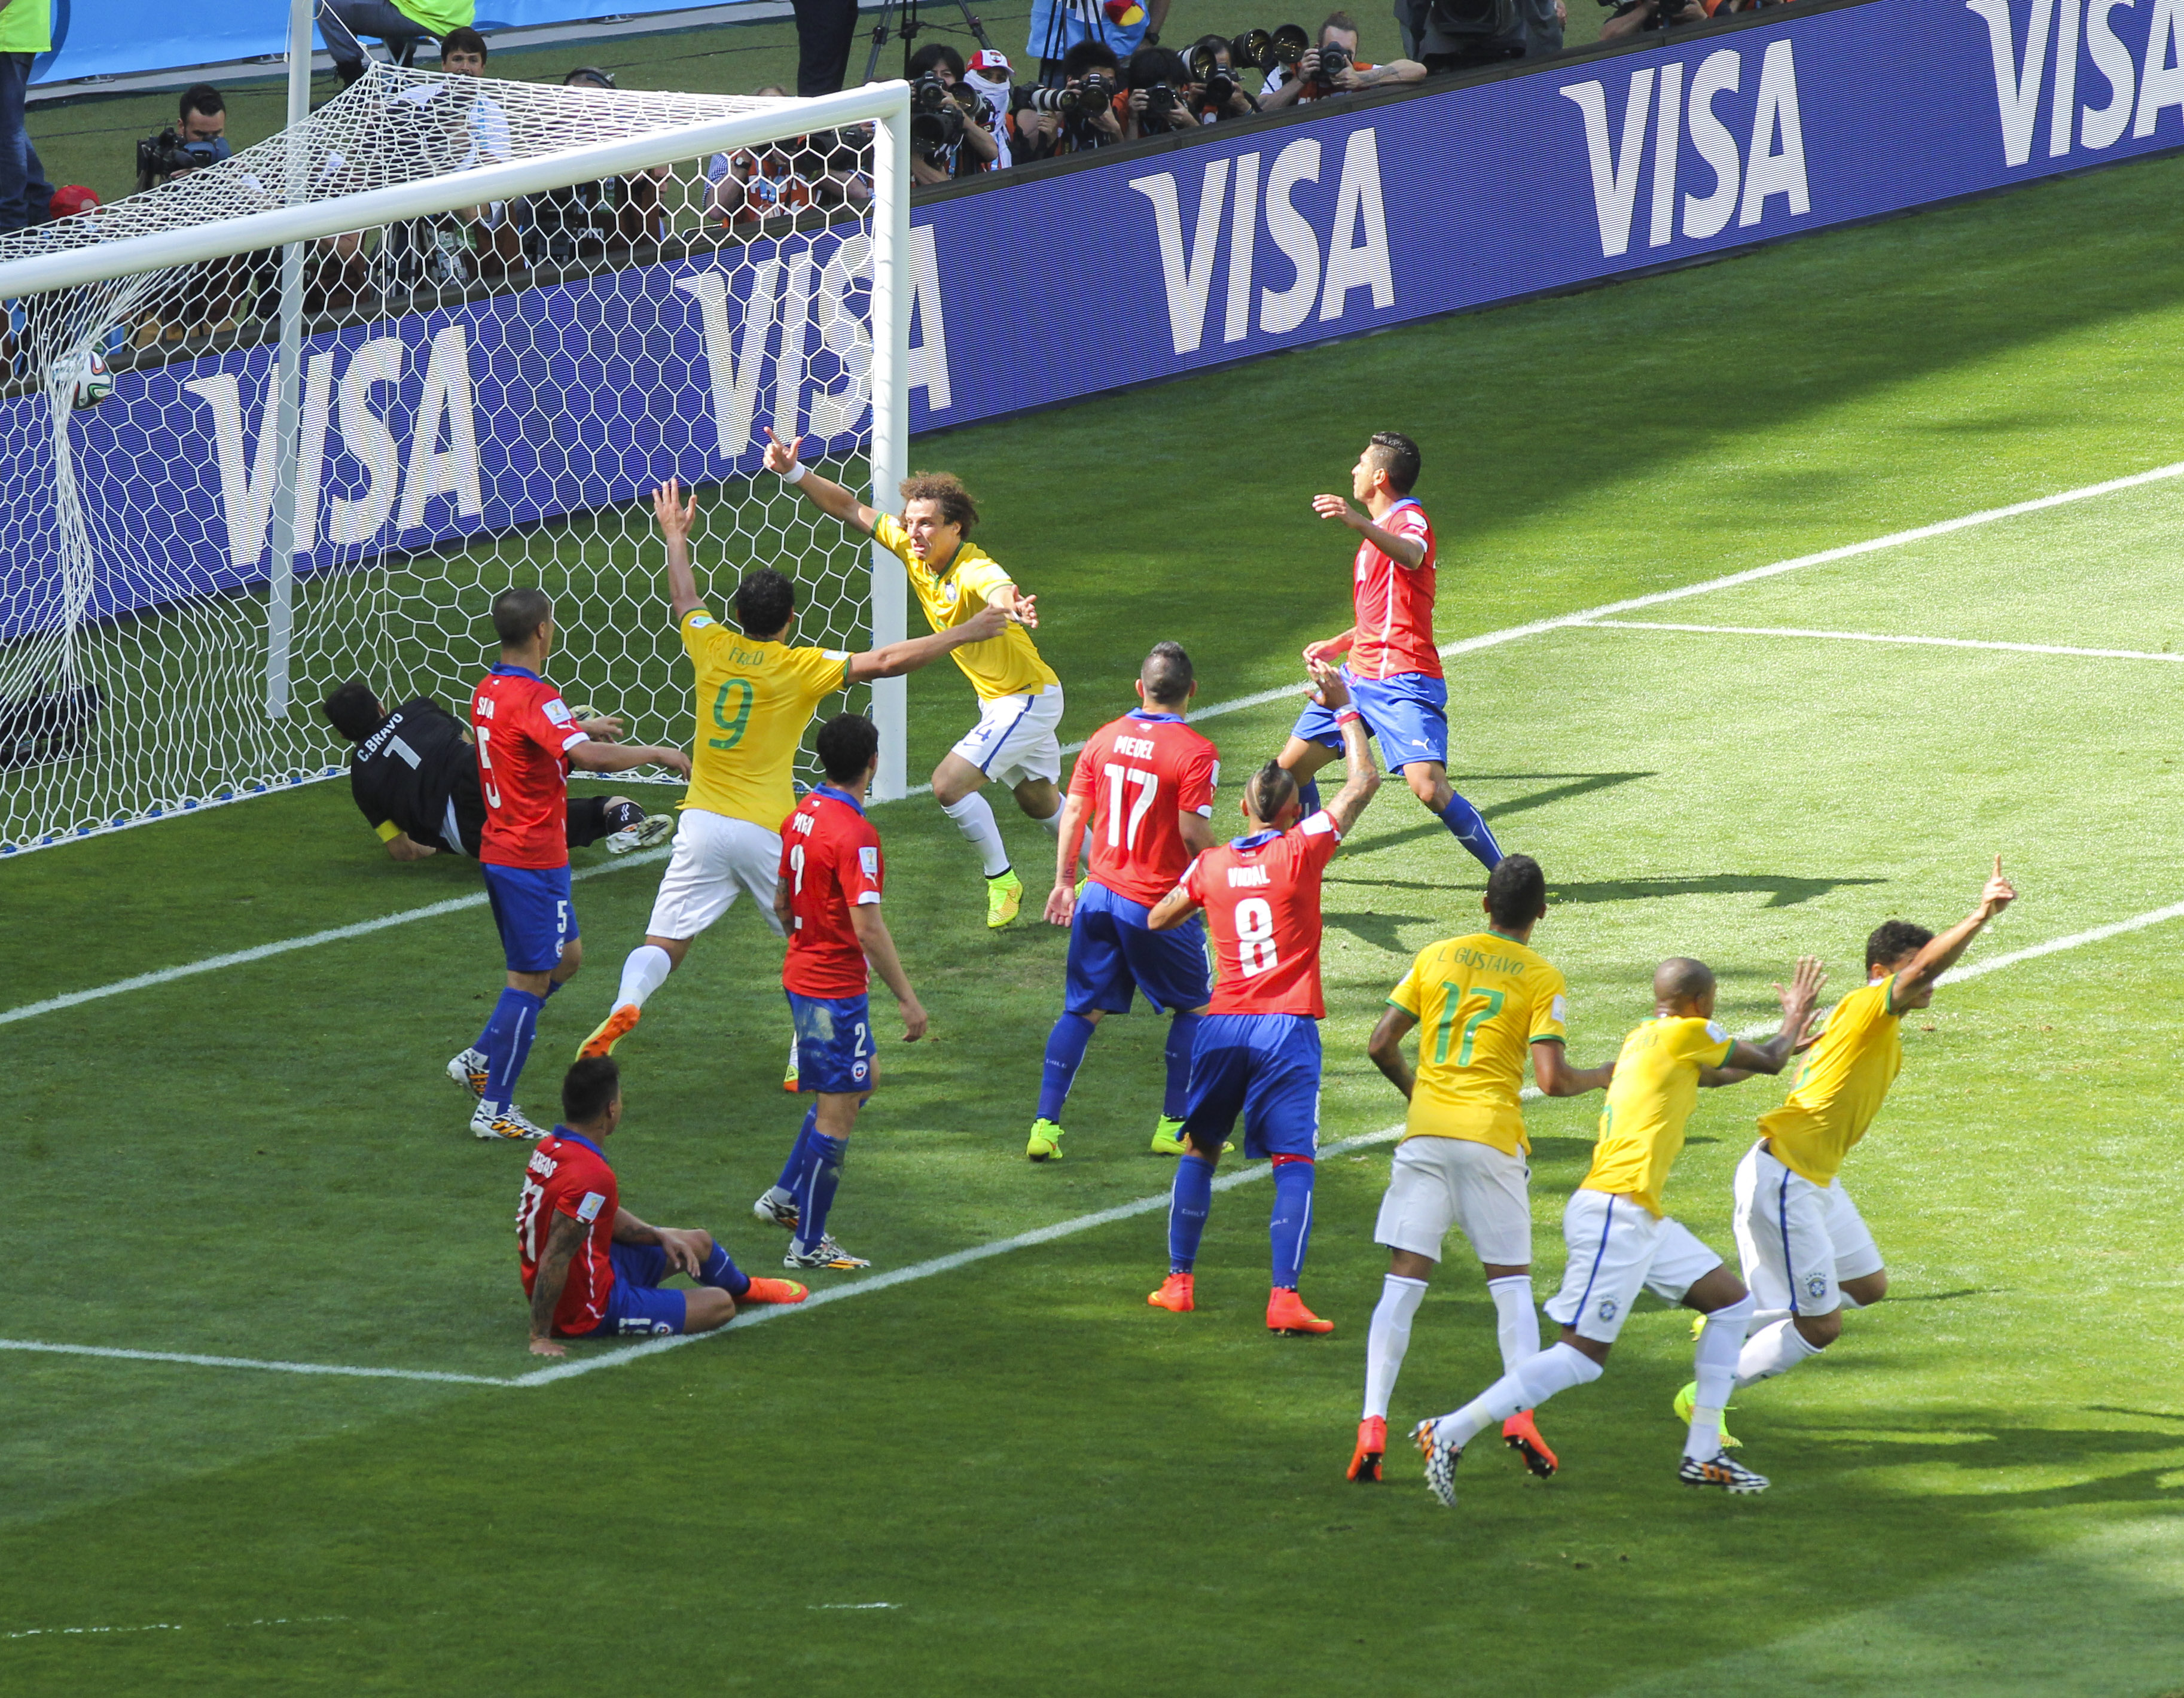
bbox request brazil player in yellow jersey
[579,481,1006,1060]
[1412,952,1824,1508]
[766,428,1062,928]
[1674,858,2018,1437]
[1351,855,1615,1486]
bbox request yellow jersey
[678,609,849,830]
[1758,975,1903,1186]
[873,514,1058,701]
[1388,933,1568,1156]
[1582,1016,1735,1217]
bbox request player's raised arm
[765,429,880,536]
[527,1212,587,1356]
[1307,657,1381,835]
[1704,956,1827,1082]
[849,903,928,1041]
[845,603,1009,683]
[1314,490,1426,568]
[653,479,709,624]
[1891,856,2017,1005]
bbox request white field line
[0,1337,509,1386]
[1581,620,2184,664]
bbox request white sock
[1735,1316,1825,1388]
[1362,1274,1427,1420]
[1433,1342,1600,1449]
[1750,1306,1793,1327]
[1486,1274,1539,1376]
[941,792,1011,878]
[614,944,673,1012]
[1036,803,1063,837]
[1688,1295,1756,1459]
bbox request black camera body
[135,127,222,193]
[1020,83,1084,112]
[1145,83,1180,115]
[909,73,971,158]
[1315,39,1353,80]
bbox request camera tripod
[861,0,997,84]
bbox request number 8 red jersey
[1179,812,1343,1019]
[1066,709,1221,907]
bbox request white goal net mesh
[0,66,885,855]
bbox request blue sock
[1037,1013,1096,1123]
[1163,1013,1203,1120]
[1297,778,1323,815]
[481,987,545,1110]
[699,1242,751,1298]
[1438,792,1503,873]
[794,1132,847,1252]
[1269,1160,1316,1289]
[775,1106,818,1193]
[1167,1153,1215,1273]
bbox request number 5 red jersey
[1066,709,1220,907]
[1179,811,1343,1018]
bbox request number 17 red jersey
[1179,812,1343,1018]
[1066,709,1220,907]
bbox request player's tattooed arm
[1893,855,2017,1005]
[653,478,706,623]
[764,428,881,535]
[849,905,928,1041]
[1366,1007,1420,1099]
[1708,956,1828,1081]
[1313,492,1426,568]
[1307,657,1382,834]
[1046,793,1094,926]
[527,1212,588,1357]
[1146,882,1203,932]
[608,1209,708,1279]
[1533,1041,1614,1096]
[847,604,1009,682]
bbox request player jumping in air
[1029,641,1221,1162]
[1672,858,2018,1444]
[1143,659,1381,1336]
[766,429,1063,929]
[1278,432,1503,874]
[1413,953,1825,1506]
[459,588,690,1141]
[1350,854,1616,1484]
[752,714,928,1271]
[520,1056,807,1356]
[578,481,1007,1065]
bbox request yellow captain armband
[373,820,401,843]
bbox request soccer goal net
[0,66,911,858]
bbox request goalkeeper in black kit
[322,681,673,861]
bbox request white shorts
[951,683,1064,789]
[644,809,785,941]
[1544,1188,1724,1345]
[1373,1136,1533,1267]
[1731,1140,1884,1317]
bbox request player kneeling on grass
[751,714,928,1272]
[520,1056,807,1356]
[1142,659,1380,1337]
[1350,853,1615,1484]
[1413,953,1824,1507]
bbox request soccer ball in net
[63,349,114,410]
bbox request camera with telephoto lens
[135,128,224,193]
[1187,42,1239,103]
[909,73,973,157]
[1020,83,1084,111]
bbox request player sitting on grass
[765,428,1063,930]
[1350,854,1615,1484]
[521,1056,806,1356]
[1674,858,2018,1445]
[579,481,1008,1068]
[459,589,691,1142]
[1277,432,1503,875]
[1143,659,1381,1337]
[1029,641,1221,1162]
[1413,954,1823,1507]
[322,681,668,861]
[752,714,928,1272]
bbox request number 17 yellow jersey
[1387,932,1568,1156]
[678,608,849,830]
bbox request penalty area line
[1578,620,2184,665]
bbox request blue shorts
[1290,669,1448,773]
[573,1242,687,1338]
[1181,1013,1322,1159]
[481,862,577,974]
[788,990,874,1095]
[1065,881,1212,1016]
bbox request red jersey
[516,1130,618,1337]
[1179,811,1343,1018]
[1066,709,1220,907]
[1347,499,1440,682]
[471,665,590,868]
[781,785,884,998]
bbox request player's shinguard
[1029,642,1221,1162]
[1353,854,1614,1483]
[466,588,690,1141]
[1144,660,1381,1335]
[767,431,1063,927]
[752,715,930,1272]
[1411,954,1824,1505]
[1278,432,1502,874]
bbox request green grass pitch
[6,150,2184,1696]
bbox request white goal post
[0,68,913,856]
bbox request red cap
[48,185,101,220]
[969,48,1011,75]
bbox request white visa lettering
[1968,0,2184,166]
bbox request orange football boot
[1347,1416,1386,1481]
[1148,1272,1195,1311]
[577,1004,640,1061]
[1502,1409,1558,1477]
[737,1278,809,1306]
[1267,1288,1334,1334]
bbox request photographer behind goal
[1259,12,1425,108]
[1014,39,1127,159]
[134,84,233,193]
[905,44,1001,184]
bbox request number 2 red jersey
[1065,709,1220,907]
[517,1130,618,1337]
[1179,812,1343,1018]
[780,785,885,998]
[471,664,591,869]
[1347,498,1440,682]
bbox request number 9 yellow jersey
[1388,934,1569,1156]
[678,608,849,830]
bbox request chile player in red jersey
[1278,432,1503,874]
[458,588,690,1142]
[521,1056,806,1355]
[1027,642,1221,1162]
[1145,660,1383,1336]
[750,714,929,1272]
